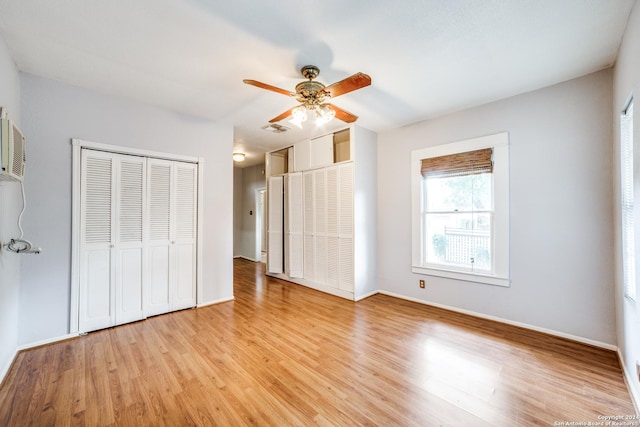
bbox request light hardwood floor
[0,258,635,426]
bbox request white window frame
[411,132,510,287]
[621,97,635,301]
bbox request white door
[326,165,339,288]
[267,176,284,274]
[338,163,354,291]
[147,159,172,316]
[146,159,197,315]
[285,172,304,278]
[79,151,115,332]
[313,168,328,284]
[303,171,315,281]
[114,156,146,324]
[79,150,145,332]
[172,163,197,311]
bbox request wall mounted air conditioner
[0,118,26,181]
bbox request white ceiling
[0,0,635,167]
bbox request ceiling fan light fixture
[290,105,308,128]
[233,152,246,162]
[315,104,336,125]
[291,106,307,122]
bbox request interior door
[172,162,197,311]
[79,150,116,332]
[114,156,146,325]
[285,172,304,278]
[146,159,172,316]
[79,150,145,332]
[267,176,284,274]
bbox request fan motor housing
[295,80,327,105]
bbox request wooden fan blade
[322,73,371,98]
[269,107,295,123]
[243,79,295,97]
[328,104,358,123]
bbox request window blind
[421,148,493,179]
[621,99,635,300]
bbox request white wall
[378,69,615,345]
[233,167,243,257]
[613,0,640,408]
[0,32,21,381]
[18,73,234,345]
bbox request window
[621,98,635,301]
[412,133,510,287]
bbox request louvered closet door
[338,163,355,291]
[267,176,284,274]
[172,162,197,311]
[146,159,197,315]
[115,156,146,324]
[285,172,303,278]
[147,159,173,316]
[79,150,116,332]
[326,165,339,288]
[79,150,145,332]
[303,171,315,281]
[313,168,328,284]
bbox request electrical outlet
[419,279,425,289]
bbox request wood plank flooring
[0,258,635,426]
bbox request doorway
[256,188,266,263]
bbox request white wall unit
[310,134,334,169]
[294,140,310,172]
[266,125,377,301]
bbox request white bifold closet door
[285,172,303,278]
[146,159,198,316]
[301,162,354,291]
[267,176,284,274]
[79,150,145,332]
[337,163,354,291]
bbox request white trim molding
[618,348,640,414]
[411,132,510,287]
[197,296,235,308]
[379,290,617,351]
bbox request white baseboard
[17,332,81,352]
[378,290,617,351]
[1,332,80,384]
[197,296,235,308]
[0,348,18,386]
[235,256,259,263]
[355,289,379,301]
[266,272,356,300]
[618,348,640,414]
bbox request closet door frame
[70,139,204,334]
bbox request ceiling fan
[243,65,371,127]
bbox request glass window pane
[425,173,492,212]
[424,212,492,271]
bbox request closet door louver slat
[176,165,196,240]
[119,160,144,243]
[149,163,171,241]
[84,157,112,244]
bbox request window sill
[411,265,511,287]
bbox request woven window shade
[421,148,493,178]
